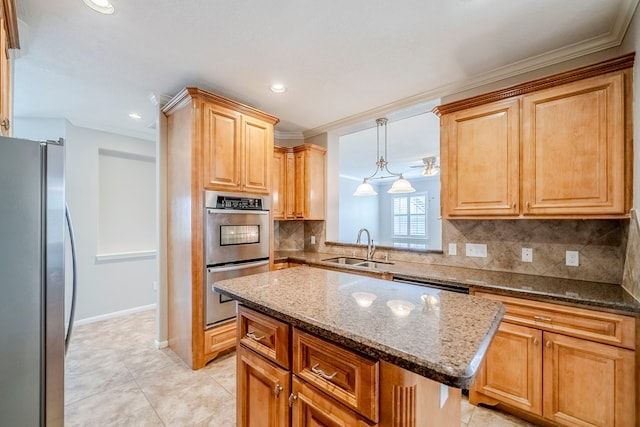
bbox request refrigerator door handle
[64,203,77,355]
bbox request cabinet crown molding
[433,53,635,116]
[162,87,280,125]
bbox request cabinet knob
[545,340,552,348]
[513,202,516,210]
[288,393,298,407]
[1,118,9,131]
[274,384,283,398]
[532,337,539,345]
[526,201,530,211]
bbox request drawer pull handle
[246,332,265,342]
[274,384,283,398]
[533,315,552,322]
[311,363,337,381]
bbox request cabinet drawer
[291,376,377,427]
[293,328,379,422]
[238,305,290,369]
[475,292,636,349]
[204,320,236,358]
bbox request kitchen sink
[322,257,368,265]
[322,257,394,270]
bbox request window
[393,194,427,238]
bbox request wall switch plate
[466,243,487,258]
[448,243,457,256]
[522,248,533,263]
[566,250,579,266]
[310,235,316,245]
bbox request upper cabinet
[202,102,273,194]
[435,54,633,219]
[273,143,326,220]
[0,0,19,136]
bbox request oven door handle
[208,259,270,274]
[207,209,270,215]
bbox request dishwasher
[392,275,469,294]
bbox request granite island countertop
[214,266,504,389]
[275,250,640,315]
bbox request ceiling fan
[411,156,440,176]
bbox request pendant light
[353,118,416,196]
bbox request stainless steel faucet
[356,228,376,260]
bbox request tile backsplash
[622,210,640,300]
[276,218,628,284]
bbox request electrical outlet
[466,243,487,258]
[566,250,579,266]
[448,243,457,256]
[522,248,533,263]
[310,235,316,245]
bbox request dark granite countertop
[214,266,504,389]
[275,250,640,315]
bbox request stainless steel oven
[204,191,270,328]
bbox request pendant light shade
[353,118,414,196]
[353,180,377,196]
[388,175,416,193]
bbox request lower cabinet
[471,292,636,427]
[236,304,461,427]
[237,345,291,427]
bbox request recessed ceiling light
[83,0,115,15]
[128,112,141,119]
[270,83,286,94]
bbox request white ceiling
[13,0,638,142]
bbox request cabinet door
[293,150,306,218]
[471,322,542,415]
[291,377,375,427]
[272,147,287,219]
[285,151,295,218]
[237,345,290,427]
[522,73,626,216]
[542,332,635,427]
[441,98,519,217]
[202,103,242,191]
[0,12,10,136]
[243,116,272,194]
[292,145,326,220]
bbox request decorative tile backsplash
[275,218,628,284]
[622,211,640,300]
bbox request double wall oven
[204,191,270,328]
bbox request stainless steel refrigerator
[0,137,77,426]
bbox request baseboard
[155,340,168,349]
[73,304,156,326]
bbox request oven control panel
[215,195,264,210]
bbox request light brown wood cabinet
[436,54,633,219]
[471,291,636,427]
[162,88,278,369]
[0,0,19,136]
[272,143,326,220]
[236,305,461,427]
[237,345,291,427]
[203,102,273,194]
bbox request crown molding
[274,130,304,140]
[302,0,639,138]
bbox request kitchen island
[214,266,504,426]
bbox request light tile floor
[65,309,537,426]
